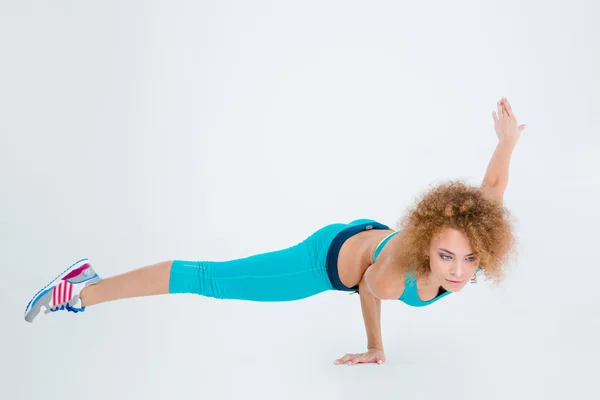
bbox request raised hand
[493,97,526,145]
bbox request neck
[418,272,443,290]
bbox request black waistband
[325,221,390,292]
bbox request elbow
[480,181,506,206]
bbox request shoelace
[50,303,85,313]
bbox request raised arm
[481,97,526,205]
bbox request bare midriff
[336,228,397,289]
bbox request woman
[24,97,525,366]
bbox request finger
[518,124,526,131]
[492,111,499,124]
[334,354,352,364]
[344,354,358,363]
[497,100,503,120]
[501,99,509,118]
[503,97,514,118]
[347,356,369,366]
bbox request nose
[450,262,464,278]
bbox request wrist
[498,138,517,149]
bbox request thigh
[169,239,334,302]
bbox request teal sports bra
[372,231,452,307]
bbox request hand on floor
[334,348,386,366]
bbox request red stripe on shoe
[51,281,74,307]
[63,263,91,281]
[52,283,60,306]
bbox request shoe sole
[24,258,90,322]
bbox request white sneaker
[24,258,101,323]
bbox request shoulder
[363,256,407,300]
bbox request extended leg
[79,260,172,307]
[24,222,347,323]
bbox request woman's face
[428,228,479,292]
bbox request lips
[446,279,463,284]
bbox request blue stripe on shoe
[27,286,54,311]
[67,274,98,285]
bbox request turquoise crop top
[372,231,453,307]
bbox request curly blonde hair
[396,179,518,283]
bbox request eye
[440,254,476,262]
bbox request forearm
[482,140,517,187]
[358,277,384,351]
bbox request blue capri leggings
[168,219,390,301]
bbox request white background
[1,1,599,399]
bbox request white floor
[2,1,599,399]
